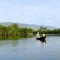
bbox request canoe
[36,36,46,40]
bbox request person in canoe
[42,33,46,37]
[36,32,46,40]
[36,32,40,38]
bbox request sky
[0,0,60,27]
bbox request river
[0,36,60,60]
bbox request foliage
[34,26,60,34]
[0,23,33,37]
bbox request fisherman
[36,32,40,38]
[42,33,45,37]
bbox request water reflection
[0,35,32,40]
[0,40,19,47]
[0,36,33,48]
[0,35,20,40]
[37,39,46,47]
[0,36,60,60]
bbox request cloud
[19,16,30,19]
[22,5,47,14]
[23,5,47,10]
[46,20,51,23]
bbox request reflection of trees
[0,35,20,47]
[0,39,19,47]
[0,35,20,40]
[11,40,19,47]
[0,35,33,48]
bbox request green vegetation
[0,23,33,38]
[0,23,60,40]
[36,26,60,34]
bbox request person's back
[36,32,40,38]
[42,33,45,37]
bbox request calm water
[0,36,60,60]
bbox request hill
[0,22,57,31]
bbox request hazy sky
[0,0,60,27]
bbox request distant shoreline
[46,34,60,36]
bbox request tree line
[0,23,33,37]
[33,26,60,34]
[0,23,60,37]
